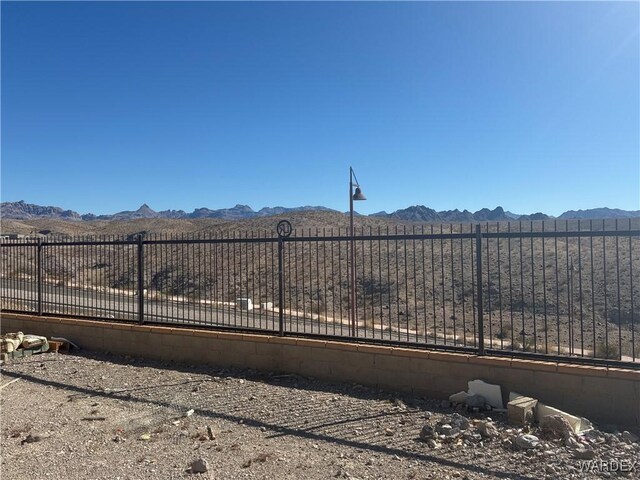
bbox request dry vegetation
[2,214,639,360]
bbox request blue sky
[2,1,638,216]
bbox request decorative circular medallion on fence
[276,220,293,238]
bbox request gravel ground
[1,350,638,480]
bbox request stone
[565,436,580,449]
[190,458,209,473]
[573,448,596,460]
[507,396,537,427]
[20,434,43,445]
[436,424,453,436]
[540,415,574,439]
[583,429,605,444]
[426,439,441,449]
[605,433,619,445]
[515,434,540,449]
[419,425,436,441]
[465,394,486,409]
[449,391,470,404]
[622,431,639,443]
[477,421,498,439]
[448,413,469,431]
[463,431,482,443]
[207,426,215,440]
[468,380,503,409]
[392,398,407,410]
[534,402,588,433]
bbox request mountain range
[2,200,639,223]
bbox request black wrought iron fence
[1,219,638,367]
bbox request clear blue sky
[2,1,638,216]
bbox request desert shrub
[596,341,619,360]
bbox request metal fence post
[37,238,43,315]
[137,235,144,324]
[475,224,485,355]
[278,237,285,336]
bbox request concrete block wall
[2,312,638,427]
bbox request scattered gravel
[1,350,638,479]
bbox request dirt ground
[1,350,638,480]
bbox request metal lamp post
[349,167,366,337]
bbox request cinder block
[356,344,393,355]
[510,358,558,373]
[78,335,104,351]
[391,347,429,359]
[270,336,298,346]
[216,332,246,342]
[212,339,256,356]
[373,353,411,371]
[428,351,471,364]
[557,364,608,378]
[240,333,270,343]
[325,341,358,352]
[470,356,511,368]
[296,337,327,349]
[508,396,538,426]
[376,370,423,394]
[412,373,469,398]
[255,342,283,357]
[606,368,640,381]
[534,370,585,393]
[329,363,378,387]
[135,332,164,348]
[247,353,282,372]
[161,333,194,348]
[298,359,331,379]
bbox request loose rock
[515,434,540,449]
[540,415,574,439]
[573,447,596,460]
[477,421,498,439]
[189,458,209,474]
[419,425,435,441]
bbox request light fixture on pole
[349,167,366,337]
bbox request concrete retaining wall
[2,312,638,427]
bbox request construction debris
[509,392,593,433]
[468,380,503,409]
[507,396,537,426]
[50,337,80,350]
[1,332,50,360]
[0,378,21,391]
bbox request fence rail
[1,219,638,368]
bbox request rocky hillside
[0,201,337,221]
[2,200,639,223]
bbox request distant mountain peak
[137,203,155,213]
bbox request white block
[468,379,504,409]
[260,302,273,310]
